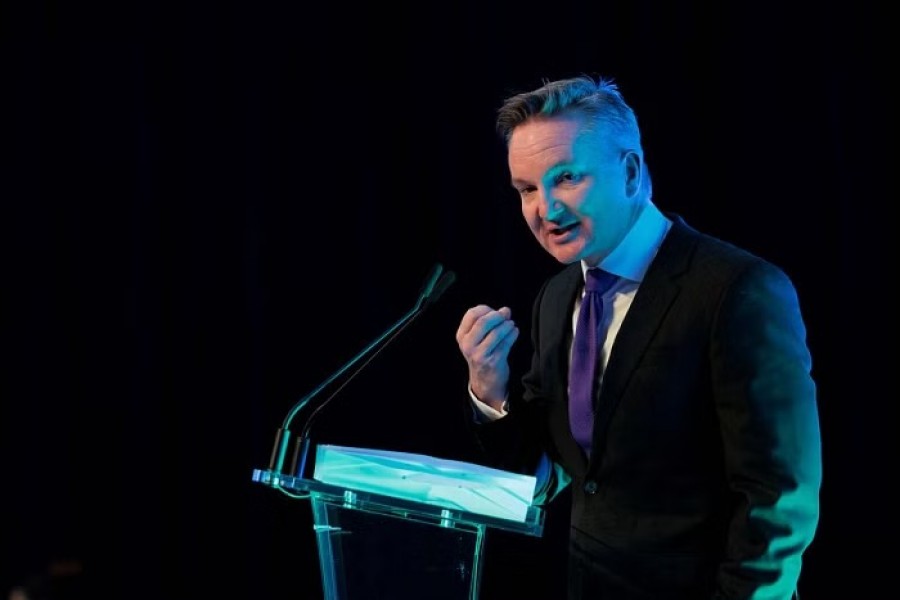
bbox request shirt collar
[581,202,672,284]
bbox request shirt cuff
[468,386,509,422]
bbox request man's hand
[455,305,519,411]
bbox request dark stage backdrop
[3,1,894,599]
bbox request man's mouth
[549,222,579,236]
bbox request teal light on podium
[313,444,537,524]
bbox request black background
[3,1,895,598]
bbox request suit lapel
[546,264,583,402]
[541,264,590,474]
[591,218,697,459]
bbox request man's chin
[542,239,584,265]
[548,250,581,265]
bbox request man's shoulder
[542,262,583,292]
[668,217,791,287]
[526,263,581,314]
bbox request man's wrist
[468,385,509,420]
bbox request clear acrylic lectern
[252,445,545,600]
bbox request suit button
[583,480,598,494]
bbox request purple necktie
[568,268,618,456]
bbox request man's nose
[539,195,565,220]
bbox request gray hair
[496,75,643,155]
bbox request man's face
[507,113,641,266]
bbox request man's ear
[623,150,642,199]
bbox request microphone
[267,262,457,479]
[417,262,445,303]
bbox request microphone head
[424,270,456,307]
[418,263,445,303]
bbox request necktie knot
[584,268,618,295]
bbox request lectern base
[312,491,484,600]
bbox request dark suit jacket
[471,215,821,599]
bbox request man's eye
[556,172,580,184]
[518,186,536,196]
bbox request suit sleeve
[711,262,822,599]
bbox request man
[455,75,821,599]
